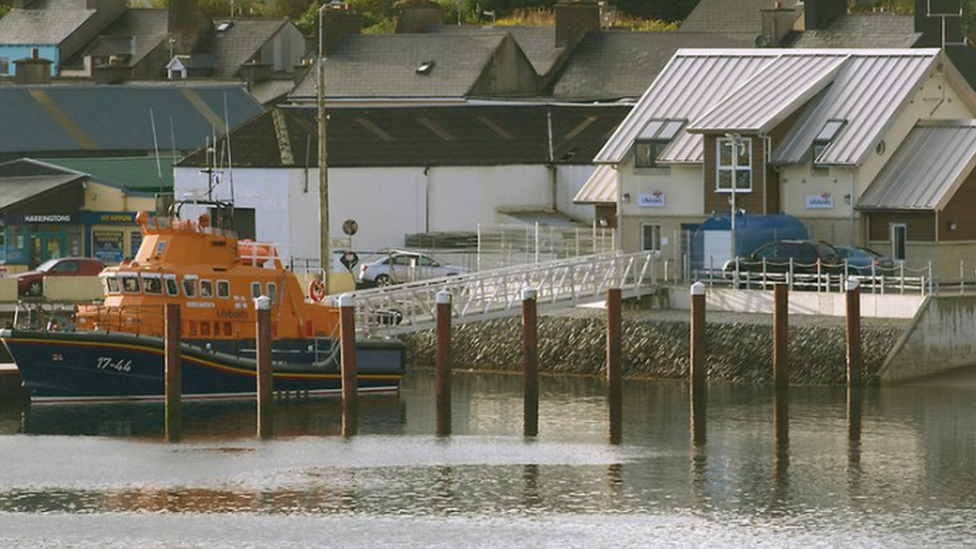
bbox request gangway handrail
[347,251,658,338]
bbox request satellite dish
[754,34,768,48]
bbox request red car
[17,257,104,296]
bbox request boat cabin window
[216,280,230,298]
[121,275,141,293]
[143,275,163,295]
[250,282,261,299]
[104,276,121,294]
[164,275,179,296]
[183,276,198,298]
[267,283,277,304]
[201,322,210,336]
[200,279,214,298]
[155,241,166,257]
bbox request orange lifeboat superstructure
[75,210,339,341]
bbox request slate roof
[177,104,630,168]
[792,15,921,48]
[197,18,291,78]
[595,49,973,168]
[859,120,976,211]
[0,0,95,45]
[429,25,564,77]
[0,84,263,158]
[290,33,519,100]
[63,8,170,69]
[552,32,756,102]
[679,0,798,35]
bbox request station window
[634,119,684,168]
[641,223,662,253]
[717,136,752,192]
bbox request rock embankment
[399,309,909,385]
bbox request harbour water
[2,369,976,548]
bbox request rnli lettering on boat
[217,309,248,319]
[187,301,216,308]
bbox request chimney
[320,6,362,55]
[169,0,205,55]
[240,59,271,86]
[395,0,442,33]
[14,52,52,85]
[803,0,846,30]
[760,3,798,47]
[915,0,965,47]
[555,1,600,49]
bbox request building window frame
[716,136,752,193]
[634,119,684,168]
[890,223,907,262]
[641,223,662,253]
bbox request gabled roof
[177,104,630,168]
[595,49,964,167]
[791,14,921,49]
[859,120,976,211]
[679,0,798,35]
[41,156,175,192]
[197,18,291,78]
[0,0,95,45]
[552,32,756,102]
[429,25,564,77]
[0,84,262,158]
[64,8,170,69]
[289,33,528,100]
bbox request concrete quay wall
[881,296,976,383]
[401,311,907,386]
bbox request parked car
[834,245,896,276]
[17,257,104,296]
[723,240,845,287]
[357,250,468,287]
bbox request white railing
[349,251,658,338]
[703,258,934,295]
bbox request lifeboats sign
[638,191,666,207]
[806,193,834,209]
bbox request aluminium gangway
[347,251,659,338]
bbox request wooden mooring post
[773,284,789,390]
[846,277,862,388]
[689,281,706,391]
[339,293,358,437]
[255,295,273,440]
[435,289,452,437]
[164,303,182,443]
[522,287,539,437]
[606,288,622,443]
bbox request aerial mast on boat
[317,4,331,294]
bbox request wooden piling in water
[845,277,862,388]
[607,288,622,443]
[689,281,706,391]
[255,295,273,439]
[773,284,788,390]
[339,293,358,437]
[522,287,539,437]
[435,289,452,437]
[164,303,182,443]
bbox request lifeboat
[0,199,405,403]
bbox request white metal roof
[573,164,617,204]
[595,48,946,167]
[858,120,976,211]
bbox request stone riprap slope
[400,309,909,385]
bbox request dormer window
[634,119,684,168]
[812,119,846,166]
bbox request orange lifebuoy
[308,279,326,303]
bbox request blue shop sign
[80,212,137,225]
[3,213,76,224]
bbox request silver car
[357,250,468,287]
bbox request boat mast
[317,5,331,294]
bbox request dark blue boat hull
[0,329,405,403]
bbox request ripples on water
[2,370,976,548]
